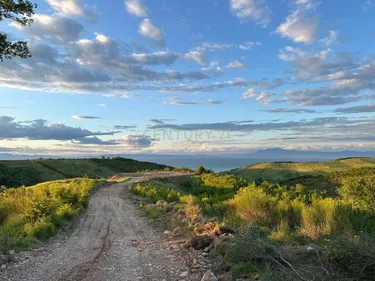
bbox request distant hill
[0,158,170,188]
[229,157,375,183]
[240,148,375,160]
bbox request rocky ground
[0,173,219,281]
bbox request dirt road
[0,173,202,281]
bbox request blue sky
[0,0,375,156]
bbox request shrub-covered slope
[0,158,170,188]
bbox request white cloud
[320,30,339,46]
[121,93,137,99]
[275,9,318,44]
[241,88,274,104]
[226,60,247,70]
[72,115,101,120]
[99,104,107,107]
[275,1,319,44]
[129,51,179,65]
[10,14,84,43]
[278,46,306,61]
[295,0,318,10]
[95,33,111,44]
[202,42,233,50]
[125,0,147,17]
[164,97,224,105]
[202,61,224,73]
[139,19,165,46]
[230,0,271,27]
[122,135,156,148]
[46,0,99,21]
[241,88,257,100]
[0,116,114,140]
[239,41,261,50]
[184,48,207,65]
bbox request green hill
[229,157,375,183]
[0,158,170,188]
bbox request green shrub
[230,185,277,225]
[24,218,56,240]
[201,174,239,189]
[130,182,181,203]
[300,196,352,239]
[0,178,100,253]
[195,166,206,175]
[339,177,375,212]
[145,206,166,218]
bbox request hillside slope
[0,158,170,187]
[229,157,375,182]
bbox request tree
[0,0,37,61]
[195,166,206,175]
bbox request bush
[180,195,201,223]
[300,196,352,240]
[195,166,206,175]
[201,174,239,189]
[0,178,101,253]
[339,177,375,212]
[323,234,375,279]
[130,182,181,203]
[144,206,167,218]
[24,218,56,240]
[230,184,277,225]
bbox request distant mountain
[248,148,375,160]
[1,148,375,162]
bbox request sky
[0,0,375,156]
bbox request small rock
[217,272,233,281]
[164,230,171,235]
[1,264,6,271]
[201,270,218,281]
[307,245,317,253]
[8,250,15,255]
[180,271,189,277]
[204,246,211,252]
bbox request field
[0,158,170,188]
[230,157,375,182]
[130,162,375,281]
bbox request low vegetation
[130,163,375,281]
[0,157,170,188]
[230,157,375,183]
[0,178,104,253]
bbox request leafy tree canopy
[0,0,36,61]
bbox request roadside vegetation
[0,178,104,253]
[130,162,375,281]
[0,157,170,188]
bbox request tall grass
[0,178,103,253]
[131,171,375,280]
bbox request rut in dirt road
[0,175,202,281]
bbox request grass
[230,157,375,183]
[130,163,375,281]
[0,178,104,253]
[0,157,170,188]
